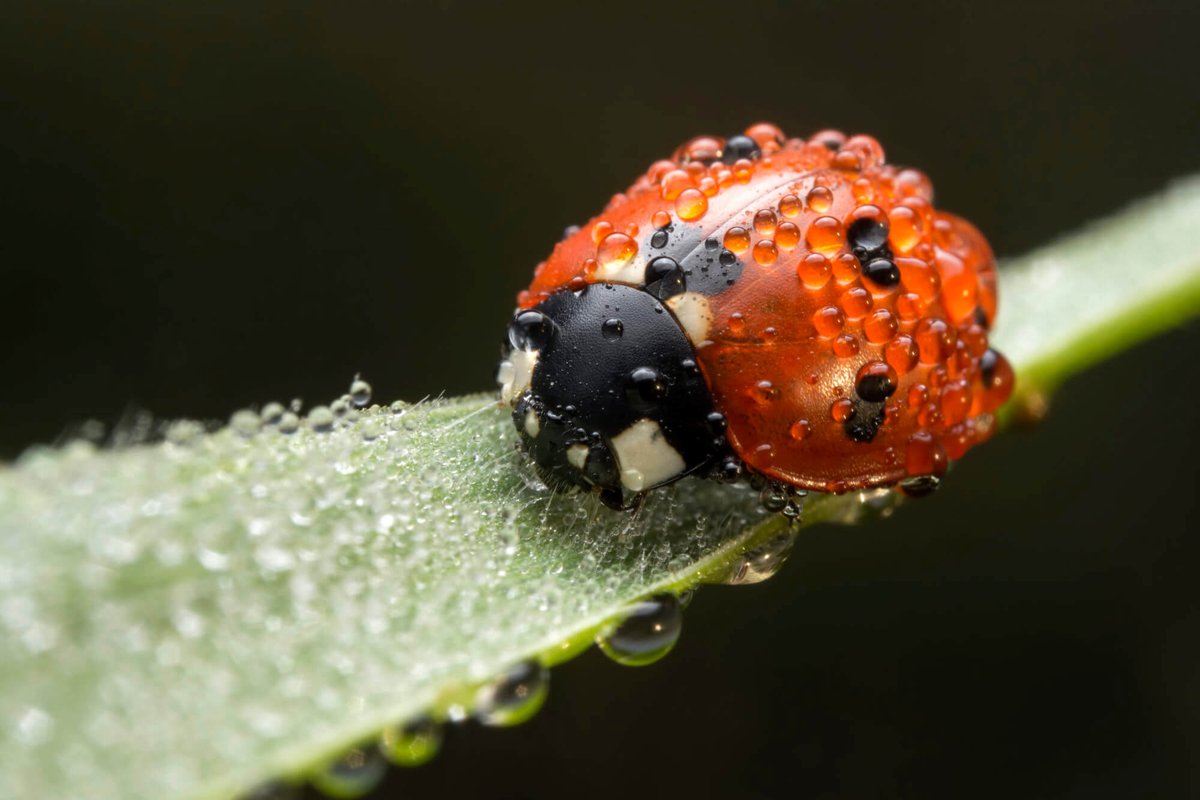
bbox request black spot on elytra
[856,372,897,403]
[843,400,886,443]
[722,134,761,164]
[848,216,898,290]
[847,217,889,252]
[980,348,1000,386]
[863,257,900,288]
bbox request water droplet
[360,419,382,441]
[888,205,923,253]
[807,215,846,255]
[230,409,260,437]
[660,169,693,200]
[856,361,898,402]
[723,226,751,254]
[885,335,919,375]
[905,431,947,479]
[753,208,777,236]
[307,406,334,432]
[727,311,747,336]
[309,745,388,799]
[380,715,442,767]
[625,367,666,411]
[745,122,785,150]
[165,419,204,446]
[847,209,889,252]
[278,412,300,434]
[863,308,898,343]
[759,484,788,512]
[597,232,638,269]
[838,287,873,320]
[776,221,801,250]
[915,318,955,364]
[830,398,855,422]
[601,318,624,340]
[797,253,832,289]
[674,188,708,221]
[779,194,802,218]
[722,133,762,162]
[752,239,778,266]
[260,402,285,426]
[678,134,723,165]
[720,531,797,585]
[811,305,843,338]
[475,660,549,726]
[596,594,682,667]
[832,334,859,358]
[832,252,861,284]
[330,397,350,418]
[349,378,372,407]
[806,186,834,213]
[863,257,901,289]
[644,256,685,299]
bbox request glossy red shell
[517,124,1014,492]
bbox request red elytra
[516,124,1013,494]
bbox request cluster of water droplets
[0,372,905,800]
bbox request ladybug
[497,123,1014,509]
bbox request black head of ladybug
[498,283,724,507]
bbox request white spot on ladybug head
[665,292,713,345]
[609,418,686,492]
[498,348,539,406]
[523,409,541,438]
[566,443,588,470]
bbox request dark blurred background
[2,1,1198,798]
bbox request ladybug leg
[597,486,625,511]
[898,474,942,498]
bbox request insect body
[498,124,1014,508]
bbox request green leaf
[993,174,1200,407]
[2,176,1199,800]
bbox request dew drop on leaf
[260,402,285,427]
[307,406,334,432]
[309,745,388,799]
[596,593,683,667]
[349,378,373,408]
[716,530,797,585]
[380,715,441,767]
[474,660,549,727]
[230,409,261,437]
